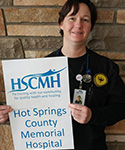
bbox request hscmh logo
[9,67,66,93]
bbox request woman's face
[60,3,91,44]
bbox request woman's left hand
[68,103,92,124]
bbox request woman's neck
[61,42,86,58]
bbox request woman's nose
[75,18,83,28]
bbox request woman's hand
[68,103,92,124]
[0,105,13,123]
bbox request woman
[47,0,125,149]
[0,0,125,149]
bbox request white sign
[2,57,74,150]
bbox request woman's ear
[60,22,63,30]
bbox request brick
[97,9,114,23]
[105,120,125,134]
[91,25,125,39]
[88,25,125,51]
[25,50,53,58]
[0,92,6,102]
[103,37,125,51]
[14,0,66,6]
[117,10,125,24]
[107,142,125,150]
[96,51,125,60]
[0,61,5,92]
[0,9,5,36]
[107,142,118,150]
[14,0,125,7]
[0,0,12,6]
[91,0,125,8]
[115,61,125,76]
[4,8,60,23]
[106,135,125,142]
[118,143,125,150]
[0,125,14,150]
[21,37,62,50]
[121,76,125,83]
[7,25,60,36]
[0,38,24,59]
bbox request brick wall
[0,0,125,150]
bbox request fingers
[0,105,12,110]
[0,105,13,114]
[0,105,13,123]
[68,104,81,117]
[0,114,9,123]
[68,103,92,124]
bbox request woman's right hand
[0,105,13,123]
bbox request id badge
[73,89,86,105]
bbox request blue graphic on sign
[9,67,66,93]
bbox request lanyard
[86,50,91,74]
[56,48,93,98]
[56,48,91,76]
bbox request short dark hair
[58,0,97,36]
